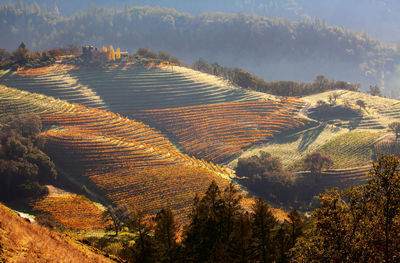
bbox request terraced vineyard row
[1,66,108,110]
[320,166,371,188]
[0,85,231,224]
[298,166,371,190]
[33,194,106,230]
[0,65,267,114]
[304,90,400,130]
[315,131,384,168]
[137,98,307,163]
[374,140,400,158]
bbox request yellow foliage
[102,46,108,53]
[109,45,115,61]
[116,48,121,60]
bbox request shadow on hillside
[308,105,361,121]
[298,125,325,152]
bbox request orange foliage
[137,99,306,163]
[33,194,107,230]
[16,64,77,76]
[37,103,231,225]
[0,203,113,262]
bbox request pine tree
[153,208,179,263]
[250,197,278,263]
[127,209,156,263]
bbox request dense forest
[0,3,399,91]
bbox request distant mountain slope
[2,0,399,44]
[0,203,114,263]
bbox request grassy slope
[230,90,399,170]
[0,203,115,263]
[228,124,347,169]
[303,90,400,130]
[314,131,384,168]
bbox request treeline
[0,42,79,70]
[0,115,57,201]
[235,151,334,209]
[193,58,360,96]
[135,47,182,66]
[0,3,395,80]
[79,155,400,262]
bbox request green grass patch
[314,131,385,168]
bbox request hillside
[0,65,313,164]
[0,85,231,224]
[0,65,267,112]
[229,90,400,171]
[0,202,115,263]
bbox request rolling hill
[0,84,231,225]
[0,202,115,263]
[0,65,267,112]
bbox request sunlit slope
[0,203,114,263]
[228,125,348,168]
[0,85,230,223]
[33,192,106,231]
[137,97,310,163]
[0,65,108,110]
[303,90,400,130]
[0,65,268,114]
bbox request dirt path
[299,102,311,118]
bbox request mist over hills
[3,0,400,43]
[1,3,399,94]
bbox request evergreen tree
[250,197,278,263]
[153,208,180,263]
[127,209,157,263]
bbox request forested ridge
[0,2,398,89]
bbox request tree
[127,209,157,263]
[287,209,303,248]
[367,85,382,96]
[227,212,253,263]
[292,155,400,262]
[388,122,400,140]
[356,99,366,110]
[250,197,278,263]
[303,152,333,174]
[153,208,179,263]
[365,154,400,262]
[0,115,56,201]
[116,47,121,60]
[109,45,115,61]
[183,181,244,262]
[102,204,131,236]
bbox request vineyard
[0,65,268,114]
[228,124,348,168]
[137,98,308,163]
[314,131,384,168]
[374,140,400,158]
[304,90,400,130]
[299,166,371,190]
[0,85,231,224]
[33,194,106,230]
